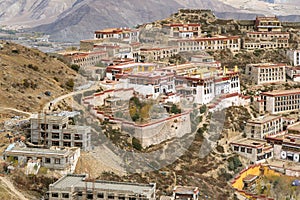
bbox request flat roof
[247,63,286,68]
[288,122,300,132]
[231,138,268,148]
[262,89,300,97]
[5,145,78,157]
[243,174,258,183]
[50,174,155,194]
[173,186,198,194]
[247,115,281,124]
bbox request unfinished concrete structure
[30,114,91,151]
[47,174,156,200]
[4,143,80,173]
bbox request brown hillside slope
[0,41,78,112]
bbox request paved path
[0,176,28,200]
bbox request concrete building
[173,36,241,53]
[94,28,139,43]
[258,89,300,114]
[245,63,286,85]
[255,16,282,32]
[30,114,91,151]
[47,174,156,200]
[244,115,284,139]
[139,46,179,62]
[117,71,176,99]
[172,186,199,200]
[4,143,80,173]
[60,51,108,68]
[287,49,300,66]
[243,16,289,50]
[162,23,202,38]
[270,133,300,163]
[190,54,221,69]
[230,138,273,164]
[286,66,300,82]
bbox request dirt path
[0,177,28,200]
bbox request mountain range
[0,0,299,42]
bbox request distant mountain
[0,0,76,26]
[31,0,237,42]
[1,0,300,42]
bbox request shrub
[53,77,59,82]
[27,64,39,71]
[70,64,80,72]
[132,137,142,151]
[200,105,207,114]
[131,113,140,122]
[65,79,74,90]
[170,104,181,114]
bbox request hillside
[0,41,78,112]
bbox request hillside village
[1,9,300,200]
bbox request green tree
[70,64,80,72]
[200,105,207,114]
[132,137,142,151]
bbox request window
[257,148,262,154]
[53,124,60,129]
[52,193,59,198]
[87,194,93,199]
[234,146,239,151]
[247,148,253,154]
[55,158,60,164]
[241,147,245,152]
[45,158,51,163]
[52,133,60,139]
[97,193,104,198]
[63,134,71,140]
[62,193,69,198]
[108,193,114,199]
[52,141,59,146]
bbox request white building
[118,71,176,99]
[175,66,240,104]
[245,115,284,139]
[94,27,139,43]
[172,36,241,53]
[231,138,273,164]
[287,49,300,66]
[163,23,202,38]
[286,66,300,82]
[259,89,300,114]
[106,62,157,80]
[245,63,286,85]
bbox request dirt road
[0,176,28,200]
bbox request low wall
[121,112,191,147]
